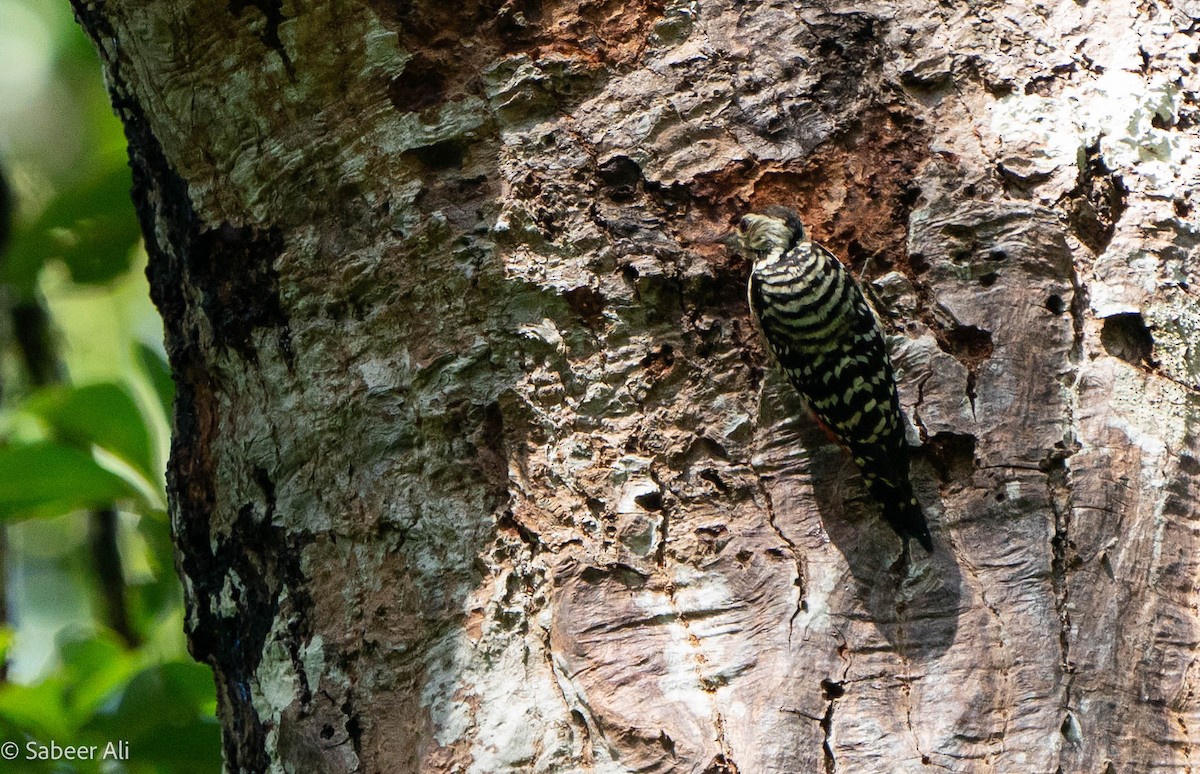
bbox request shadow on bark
[800,420,964,662]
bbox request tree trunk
[75,1,1200,771]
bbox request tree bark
[75,0,1200,771]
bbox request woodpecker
[728,206,933,551]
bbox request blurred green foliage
[6,153,140,295]
[0,0,220,770]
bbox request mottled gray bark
[76,0,1200,771]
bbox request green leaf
[128,517,182,633]
[0,681,72,740]
[86,661,221,772]
[133,343,174,422]
[0,443,140,520]
[21,383,157,483]
[124,720,222,773]
[0,627,13,663]
[5,154,140,295]
[57,634,140,725]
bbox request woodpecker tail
[872,479,934,552]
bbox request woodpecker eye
[737,216,751,234]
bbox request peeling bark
[75,0,1200,771]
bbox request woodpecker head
[723,206,806,260]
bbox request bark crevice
[756,473,807,644]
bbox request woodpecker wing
[750,240,933,550]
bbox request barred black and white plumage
[729,206,933,551]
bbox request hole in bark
[899,182,921,208]
[820,679,845,700]
[320,724,334,740]
[995,490,1006,502]
[344,707,363,759]
[635,490,664,511]
[496,0,546,42]
[989,249,1008,261]
[847,239,869,264]
[643,178,690,214]
[935,325,994,366]
[703,754,736,774]
[924,432,977,481]
[1100,312,1154,367]
[388,54,447,112]
[1046,294,1067,315]
[1067,142,1127,253]
[1025,74,1057,95]
[580,564,648,587]
[984,78,1015,97]
[1175,199,1191,217]
[699,468,729,492]
[816,38,844,57]
[979,271,998,287]
[909,253,930,275]
[597,155,642,202]
[564,286,606,329]
[640,343,675,368]
[405,140,466,171]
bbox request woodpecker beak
[717,230,741,249]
